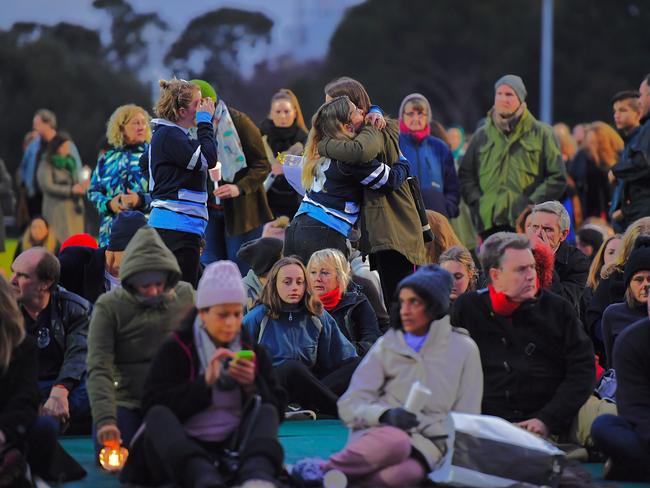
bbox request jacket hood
[119,226,181,288]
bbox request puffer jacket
[458,108,566,233]
[86,226,195,429]
[338,316,482,469]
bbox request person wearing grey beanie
[457,73,566,239]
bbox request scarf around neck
[399,119,430,144]
[492,102,527,134]
[193,314,241,374]
[260,119,307,153]
[214,100,246,182]
[488,284,522,317]
[319,287,343,311]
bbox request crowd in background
[1,71,650,487]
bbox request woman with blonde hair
[586,217,650,363]
[307,249,381,355]
[88,104,151,247]
[283,96,409,265]
[139,78,217,286]
[425,210,462,263]
[439,245,478,302]
[260,88,308,218]
[0,275,40,486]
[13,215,60,260]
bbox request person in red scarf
[397,93,460,219]
[307,248,381,356]
[451,232,596,443]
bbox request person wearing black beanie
[237,237,283,312]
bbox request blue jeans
[591,414,650,480]
[201,207,263,275]
[38,377,90,424]
[92,407,143,456]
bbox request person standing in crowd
[87,226,195,456]
[296,265,482,487]
[439,245,478,303]
[307,249,381,356]
[526,201,590,312]
[458,74,566,239]
[425,210,462,264]
[189,80,273,275]
[18,109,82,222]
[236,236,284,313]
[612,73,650,230]
[318,76,428,309]
[260,88,308,219]
[283,96,409,266]
[0,275,40,487]
[576,226,604,263]
[451,233,595,442]
[610,90,645,231]
[398,93,459,218]
[121,261,285,488]
[140,78,217,287]
[591,292,650,482]
[58,210,148,304]
[14,215,60,260]
[37,134,87,241]
[243,257,358,416]
[88,104,151,248]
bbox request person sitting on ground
[295,265,482,487]
[526,200,590,312]
[307,249,381,356]
[121,261,285,488]
[451,232,596,442]
[87,225,195,457]
[0,275,40,487]
[601,245,650,368]
[13,215,60,260]
[10,247,92,473]
[581,234,622,325]
[439,245,478,303]
[243,257,358,416]
[58,211,148,304]
[236,236,284,313]
[576,226,604,263]
[58,233,98,254]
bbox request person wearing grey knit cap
[458,74,567,239]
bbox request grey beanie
[494,74,527,102]
[398,93,433,123]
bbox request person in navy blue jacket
[243,256,358,416]
[398,93,460,218]
[283,96,410,265]
[139,78,218,287]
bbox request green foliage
[0,23,151,174]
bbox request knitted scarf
[491,102,527,133]
[319,287,342,311]
[487,284,522,317]
[399,119,430,144]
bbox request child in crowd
[121,261,285,488]
[243,257,358,416]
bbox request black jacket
[551,240,589,314]
[29,285,91,389]
[0,336,40,446]
[613,317,650,447]
[451,288,595,435]
[602,302,647,368]
[328,283,381,356]
[585,269,625,357]
[59,246,107,304]
[613,115,650,228]
[142,310,286,423]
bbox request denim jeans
[201,207,263,275]
[283,213,348,265]
[38,376,90,424]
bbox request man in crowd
[58,210,148,303]
[10,247,91,428]
[451,232,595,440]
[458,74,566,239]
[611,79,650,230]
[526,201,590,312]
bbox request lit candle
[99,446,129,472]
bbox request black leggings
[155,228,201,287]
[372,250,415,310]
[283,214,348,264]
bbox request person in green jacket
[458,74,567,239]
[86,225,195,455]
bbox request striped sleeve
[351,157,409,194]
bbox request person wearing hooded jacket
[86,225,195,455]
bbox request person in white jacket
[300,264,483,487]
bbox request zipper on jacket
[289,312,293,321]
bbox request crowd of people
[1,71,650,487]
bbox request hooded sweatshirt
[87,226,195,429]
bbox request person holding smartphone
[121,261,286,488]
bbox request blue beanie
[108,211,148,251]
[397,264,453,319]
